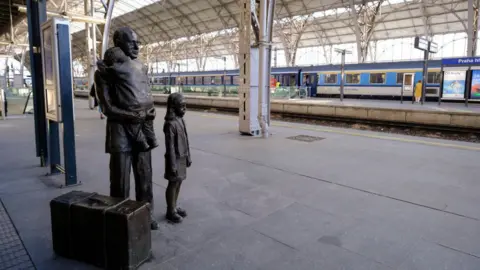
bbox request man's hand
[133,110,146,122]
[187,160,192,168]
[146,107,156,121]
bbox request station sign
[441,57,480,66]
[414,36,438,53]
[429,41,438,53]
[414,37,429,51]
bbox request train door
[289,74,296,86]
[297,69,302,87]
[401,73,414,100]
[302,73,317,97]
[310,73,318,97]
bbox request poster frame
[441,69,468,100]
[40,17,63,122]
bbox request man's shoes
[166,211,182,223]
[150,220,159,230]
[176,207,187,218]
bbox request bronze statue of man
[163,93,191,223]
[94,26,159,230]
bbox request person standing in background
[89,83,105,119]
[1,88,7,117]
[414,80,422,103]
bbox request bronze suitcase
[105,199,152,270]
[50,191,152,269]
[50,190,96,258]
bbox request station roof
[70,0,347,60]
[0,0,26,44]
[74,0,470,62]
[0,0,471,65]
[173,0,468,57]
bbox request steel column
[1,89,5,120]
[101,0,115,57]
[223,57,226,96]
[3,59,8,119]
[340,51,346,101]
[26,0,48,166]
[265,0,275,126]
[90,0,97,63]
[335,49,351,101]
[19,49,26,82]
[349,0,362,63]
[421,50,428,105]
[258,0,269,137]
[467,0,475,57]
[84,0,93,108]
[3,58,8,90]
[273,47,277,68]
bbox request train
[148,60,443,99]
[73,60,443,99]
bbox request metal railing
[0,87,33,117]
[149,85,312,99]
[269,86,311,100]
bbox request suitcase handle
[88,197,110,205]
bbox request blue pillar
[48,122,61,174]
[57,23,78,185]
[26,0,48,166]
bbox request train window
[212,76,222,84]
[195,76,203,85]
[426,88,438,94]
[396,73,404,84]
[369,73,385,84]
[289,75,296,86]
[232,75,239,85]
[159,77,167,85]
[346,74,360,84]
[324,74,337,84]
[187,76,194,85]
[427,72,441,84]
[177,77,184,85]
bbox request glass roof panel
[111,0,162,18]
[69,0,162,34]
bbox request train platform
[1,100,480,269]
[286,98,480,113]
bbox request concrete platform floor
[1,99,480,270]
[291,98,480,113]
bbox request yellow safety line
[199,113,480,151]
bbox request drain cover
[287,135,324,142]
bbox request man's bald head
[113,27,140,59]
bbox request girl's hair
[164,92,183,121]
[103,47,128,66]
